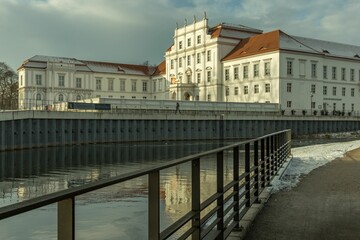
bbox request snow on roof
[289,35,360,59]
[223,29,360,61]
[210,23,262,39]
[29,55,84,65]
[19,55,157,76]
[279,32,319,54]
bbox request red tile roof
[222,30,281,61]
[153,60,166,76]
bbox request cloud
[1,0,360,70]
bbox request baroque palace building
[18,14,360,114]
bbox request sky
[1,0,360,71]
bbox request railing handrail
[0,129,292,239]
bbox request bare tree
[0,62,18,110]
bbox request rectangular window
[207,71,211,82]
[350,69,355,81]
[311,63,317,77]
[108,79,114,91]
[197,53,201,64]
[287,61,293,75]
[225,69,230,81]
[323,65,327,79]
[254,84,259,93]
[142,81,147,92]
[120,79,125,91]
[351,103,354,111]
[59,75,65,87]
[207,50,211,61]
[179,41,182,49]
[234,67,239,80]
[342,103,345,112]
[207,94,211,101]
[254,63,259,77]
[243,65,249,79]
[76,78,82,88]
[187,55,191,66]
[197,35,201,44]
[323,86,327,95]
[187,38,191,47]
[333,103,336,110]
[287,101,292,108]
[333,86,337,96]
[158,79,163,90]
[153,80,156,92]
[131,80,137,91]
[351,88,355,97]
[342,87,346,96]
[225,87,229,96]
[286,83,292,92]
[265,83,270,93]
[341,67,346,80]
[234,87,239,95]
[264,62,270,76]
[179,58,182,68]
[171,60,174,69]
[332,67,337,79]
[244,86,249,94]
[35,74,42,85]
[311,84,316,94]
[197,73,201,83]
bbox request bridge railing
[0,130,291,240]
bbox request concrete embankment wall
[0,110,359,151]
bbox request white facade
[165,15,262,102]
[18,15,360,115]
[18,56,168,109]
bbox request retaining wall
[0,110,359,151]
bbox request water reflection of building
[162,154,235,222]
[0,141,227,205]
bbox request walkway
[241,148,360,240]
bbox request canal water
[0,140,241,240]
[0,137,356,239]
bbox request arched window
[76,95,81,101]
[36,93,41,100]
[58,94,64,102]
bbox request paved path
[243,148,360,240]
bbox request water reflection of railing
[0,130,291,240]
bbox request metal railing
[0,130,291,239]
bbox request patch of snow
[271,139,360,192]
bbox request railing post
[58,197,75,240]
[245,143,250,207]
[192,158,201,240]
[260,138,265,189]
[270,135,275,176]
[149,171,160,240]
[216,151,224,239]
[274,134,278,172]
[254,140,260,203]
[266,137,271,185]
[233,146,240,228]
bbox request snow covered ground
[272,135,360,193]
